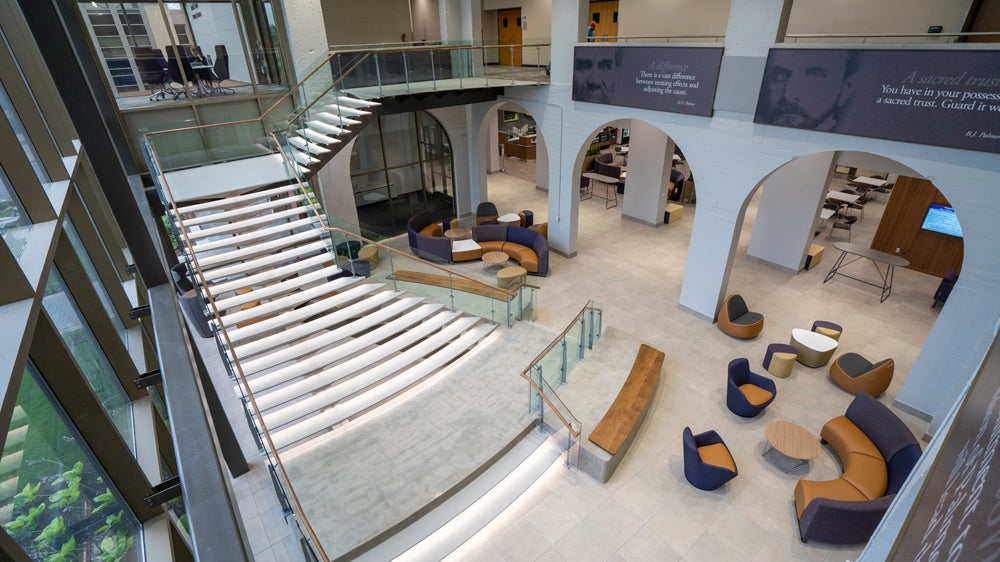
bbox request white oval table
[790,328,839,368]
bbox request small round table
[790,328,839,367]
[764,421,820,470]
[444,227,471,240]
[497,213,521,227]
[497,266,527,288]
[482,251,509,271]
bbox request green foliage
[97,511,123,534]
[585,144,602,156]
[13,482,40,505]
[92,487,115,514]
[34,516,66,547]
[96,532,135,562]
[44,536,76,562]
[4,503,46,536]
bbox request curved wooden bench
[589,344,665,457]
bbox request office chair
[133,47,170,101]
[212,45,235,94]
[165,47,191,99]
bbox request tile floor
[438,165,936,561]
[219,160,939,561]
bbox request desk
[827,191,860,204]
[851,176,887,188]
[824,241,909,302]
[582,172,620,209]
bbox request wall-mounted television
[921,204,963,238]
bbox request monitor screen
[921,204,963,238]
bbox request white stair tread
[208,252,333,296]
[0,450,23,476]
[288,136,332,155]
[193,229,322,269]
[190,216,322,253]
[213,264,342,311]
[299,128,342,145]
[271,324,495,451]
[314,112,362,126]
[172,184,301,215]
[2,426,27,453]
[318,104,370,117]
[224,282,378,345]
[260,312,471,421]
[185,207,310,241]
[290,149,320,166]
[306,121,348,136]
[182,195,308,227]
[235,293,415,370]
[219,274,356,327]
[249,304,449,399]
[198,241,329,283]
[334,95,381,108]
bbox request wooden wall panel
[870,176,964,277]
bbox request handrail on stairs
[144,41,552,141]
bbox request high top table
[582,172,620,209]
[823,241,910,302]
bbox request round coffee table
[482,251,509,271]
[764,421,820,470]
[790,328,839,367]
[444,227,471,240]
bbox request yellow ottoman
[664,203,684,224]
[358,244,379,267]
[764,343,798,378]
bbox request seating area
[830,353,895,396]
[406,210,550,275]
[726,358,776,418]
[794,393,922,544]
[682,426,738,491]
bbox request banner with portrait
[754,48,1000,154]
[572,46,724,117]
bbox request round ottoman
[497,266,527,288]
[763,343,798,378]
[790,328,839,368]
[357,244,379,267]
[811,320,843,341]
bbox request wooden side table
[482,251,509,271]
[444,227,471,240]
[764,421,820,470]
[497,266,527,288]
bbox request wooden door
[965,0,1000,42]
[589,1,619,42]
[497,8,522,66]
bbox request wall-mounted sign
[754,48,1000,154]
[572,46,724,117]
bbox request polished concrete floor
[440,165,937,562]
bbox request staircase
[168,184,498,454]
[279,95,381,181]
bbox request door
[589,1,619,42]
[497,8,522,66]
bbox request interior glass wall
[0,364,142,562]
[76,0,287,109]
[351,111,454,236]
[0,165,32,259]
[0,80,50,184]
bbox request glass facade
[0,80,49,185]
[0,364,142,562]
[63,215,129,346]
[41,269,135,454]
[0,165,32,258]
[76,0,288,108]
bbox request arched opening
[478,102,549,230]
[725,150,964,397]
[350,110,455,237]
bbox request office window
[41,269,135,454]
[0,80,50,185]
[63,216,128,346]
[0,364,142,561]
[0,166,32,259]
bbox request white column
[747,152,834,270]
[488,110,501,172]
[282,0,330,78]
[724,0,793,57]
[621,121,672,226]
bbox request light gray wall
[322,0,413,45]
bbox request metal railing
[585,34,724,43]
[785,31,1000,44]
[518,301,603,466]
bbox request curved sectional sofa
[793,392,922,545]
[406,211,549,275]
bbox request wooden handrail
[520,372,582,438]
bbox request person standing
[586,21,597,42]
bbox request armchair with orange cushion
[718,294,764,339]
[727,358,776,418]
[682,426,738,490]
[475,201,499,225]
[830,353,894,397]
